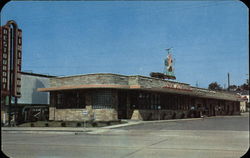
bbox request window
[55,91,86,109]
[57,93,63,105]
[92,90,114,109]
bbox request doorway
[117,91,128,119]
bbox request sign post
[0,20,22,126]
[82,110,88,129]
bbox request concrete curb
[101,118,206,129]
[2,115,247,134]
[2,131,80,135]
[140,118,203,123]
[102,121,142,129]
[1,127,93,135]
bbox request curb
[2,130,79,135]
[102,118,204,129]
[102,121,142,129]
[1,127,93,134]
[2,115,247,133]
[140,118,203,123]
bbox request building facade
[38,73,242,121]
[1,72,53,125]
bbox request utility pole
[246,74,249,84]
[196,81,199,88]
[227,73,230,91]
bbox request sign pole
[84,119,86,129]
[82,110,88,129]
[8,27,12,127]
[1,20,22,126]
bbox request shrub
[172,113,176,119]
[76,122,81,127]
[181,113,185,119]
[92,122,97,127]
[106,122,111,126]
[61,122,66,127]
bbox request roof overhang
[37,84,141,92]
[37,84,240,101]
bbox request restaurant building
[38,73,242,121]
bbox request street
[2,114,249,158]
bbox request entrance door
[118,91,128,119]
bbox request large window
[137,92,161,110]
[92,90,114,109]
[55,91,86,109]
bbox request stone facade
[50,73,130,87]
[131,109,189,120]
[49,106,118,121]
[93,109,118,121]
[38,73,242,122]
[44,73,242,102]
[240,101,247,112]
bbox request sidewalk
[1,127,94,134]
[2,114,246,134]
[1,120,141,134]
[1,118,201,134]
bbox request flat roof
[21,71,56,78]
[53,73,189,85]
[38,84,141,92]
[37,73,241,102]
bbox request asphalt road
[2,114,249,158]
[118,115,249,131]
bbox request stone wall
[128,76,139,85]
[131,109,189,121]
[50,74,130,87]
[49,108,91,121]
[49,106,118,121]
[93,109,118,121]
[240,101,247,112]
[49,107,55,120]
[1,110,8,124]
[137,75,190,89]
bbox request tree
[240,83,249,90]
[208,82,223,91]
[228,85,238,91]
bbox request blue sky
[1,0,248,88]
